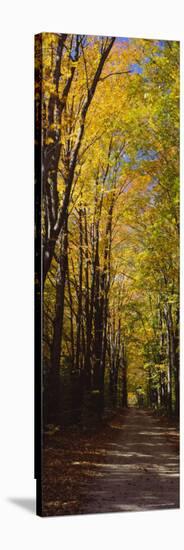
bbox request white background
[0,1,183,548]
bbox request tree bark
[43,37,115,285]
[122,343,128,408]
[174,306,179,417]
[165,303,174,414]
[51,214,68,374]
[76,208,83,371]
[83,208,91,384]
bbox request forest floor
[42,407,179,516]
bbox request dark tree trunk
[122,342,128,408]
[46,215,68,423]
[100,199,113,387]
[93,221,101,388]
[165,304,174,415]
[174,306,179,417]
[67,260,75,368]
[83,208,91,385]
[51,215,68,374]
[76,208,83,371]
[159,307,167,408]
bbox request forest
[35,34,179,430]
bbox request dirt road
[42,408,179,516]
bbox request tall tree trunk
[159,307,167,408]
[165,303,174,415]
[76,208,83,371]
[67,260,75,368]
[122,342,128,408]
[93,221,101,388]
[174,306,179,417]
[99,197,114,390]
[47,215,68,422]
[51,215,68,373]
[83,208,91,384]
[43,34,74,283]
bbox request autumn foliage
[35,34,179,425]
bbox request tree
[40,35,179,424]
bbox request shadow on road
[42,407,179,516]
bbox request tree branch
[99,70,131,82]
